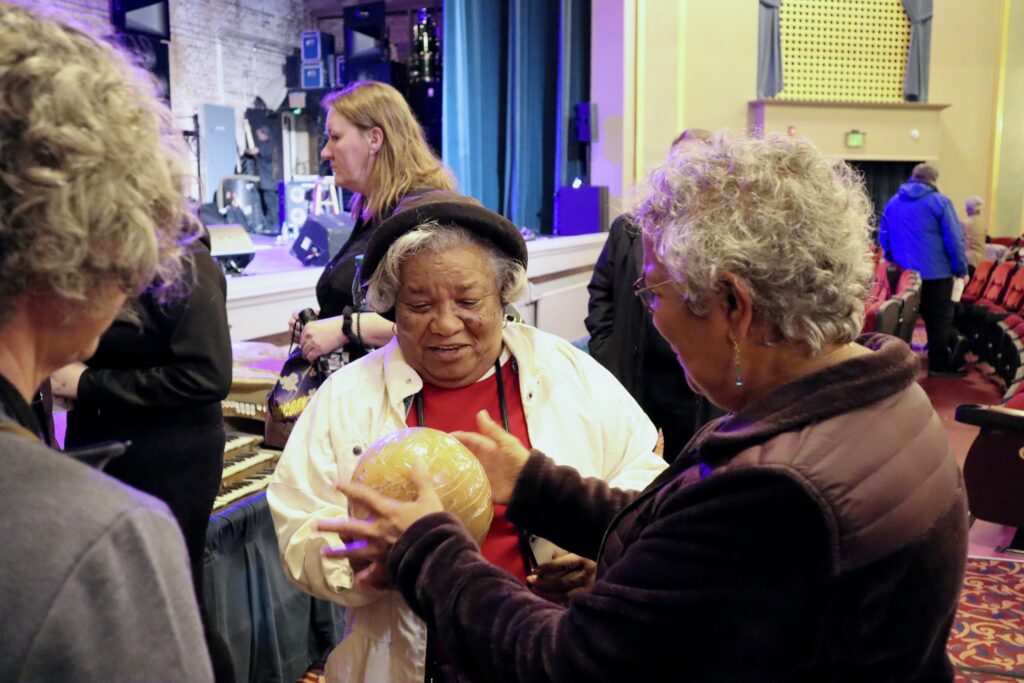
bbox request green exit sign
[845,130,865,148]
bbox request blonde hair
[635,131,875,355]
[323,81,455,220]
[0,3,197,324]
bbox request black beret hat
[360,199,529,287]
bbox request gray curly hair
[0,3,198,325]
[634,131,874,354]
[367,221,528,312]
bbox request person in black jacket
[585,130,714,462]
[51,228,235,682]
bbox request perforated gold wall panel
[777,0,910,102]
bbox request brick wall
[22,0,312,130]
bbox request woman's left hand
[50,362,87,399]
[317,459,445,589]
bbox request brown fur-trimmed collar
[695,334,919,465]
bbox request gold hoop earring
[732,339,743,388]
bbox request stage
[225,231,609,342]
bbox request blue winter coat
[879,180,967,279]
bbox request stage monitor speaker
[554,185,607,236]
[207,223,256,275]
[290,212,356,267]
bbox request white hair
[366,222,528,312]
[634,131,875,355]
[965,196,984,216]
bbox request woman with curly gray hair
[319,132,968,682]
[0,4,212,681]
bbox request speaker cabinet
[280,177,318,231]
[554,185,608,236]
[290,212,356,267]
[207,224,256,275]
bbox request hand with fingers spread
[528,553,597,605]
[317,459,444,589]
[451,410,531,504]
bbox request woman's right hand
[453,410,531,504]
[300,317,348,362]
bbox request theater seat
[955,400,1024,552]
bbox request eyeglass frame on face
[633,275,676,313]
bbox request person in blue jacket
[879,163,968,376]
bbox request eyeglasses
[633,275,675,313]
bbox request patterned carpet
[951,558,1024,681]
[296,558,1024,682]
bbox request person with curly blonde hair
[292,80,456,373]
[315,132,967,682]
[0,4,212,681]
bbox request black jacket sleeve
[584,216,631,365]
[77,244,233,408]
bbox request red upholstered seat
[977,261,1016,307]
[962,260,996,305]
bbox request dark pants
[258,187,279,234]
[920,277,958,371]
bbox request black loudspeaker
[408,81,442,152]
[207,224,256,275]
[574,102,595,144]
[284,53,301,89]
[290,213,356,267]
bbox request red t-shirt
[406,359,533,583]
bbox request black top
[315,212,377,320]
[75,236,233,417]
[0,372,40,435]
[585,214,688,403]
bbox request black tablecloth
[204,493,345,683]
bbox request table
[204,493,344,683]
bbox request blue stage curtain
[555,0,590,190]
[902,0,933,102]
[442,0,505,214]
[444,0,583,232]
[757,0,784,99]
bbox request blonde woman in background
[293,81,456,366]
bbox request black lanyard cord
[412,355,537,575]
[414,358,510,431]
